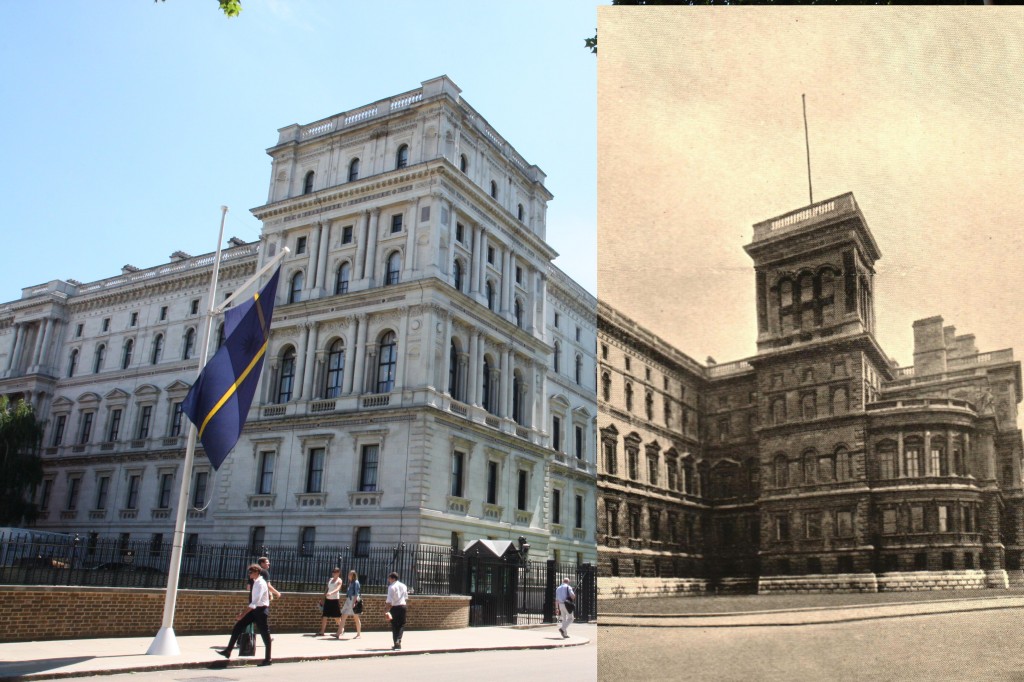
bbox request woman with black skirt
[317,567,343,637]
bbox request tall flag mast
[147,208,287,656]
[803,93,813,206]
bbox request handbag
[238,624,256,657]
[353,597,364,614]
[563,599,575,614]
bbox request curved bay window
[277,348,296,403]
[325,339,345,398]
[376,332,397,393]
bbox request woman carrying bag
[337,569,362,638]
[317,567,343,637]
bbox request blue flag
[181,268,280,470]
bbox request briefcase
[239,624,256,657]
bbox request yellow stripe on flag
[198,341,268,439]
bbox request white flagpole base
[146,627,180,656]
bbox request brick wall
[0,586,469,642]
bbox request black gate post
[578,563,597,622]
[543,558,557,623]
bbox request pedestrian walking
[384,571,408,650]
[256,556,282,600]
[555,577,575,639]
[217,564,272,666]
[318,568,343,637]
[337,569,362,638]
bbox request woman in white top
[318,567,344,637]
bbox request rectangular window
[487,246,495,264]
[552,488,562,525]
[607,504,619,537]
[391,214,403,233]
[574,425,584,459]
[79,412,94,445]
[883,509,897,535]
[486,460,498,505]
[190,299,199,315]
[775,514,790,541]
[170,402,183,437]
[575,494,584,529]
[354,527,371,557]
[911,505,924,532]
[648,457,658,485]
[604,441,617,476]
[836,510,853,537]
[52,415,66,447]
[126,474,141,509]
[40,479,53,510]
[451,451,465,498]
[516,266,523,284]
[192,471,208,507]
[102,318,110,332]
[107,409,122,442]
[75,323,84,338]
[306,447,325,493]
[249,526,265,554]
[296,235,307,254]
[258,451,274,494]
[65,476,81,511]
[158,473,173,508]
[517,469,528,511]
[299,526,315,555]
[341,225,354,244]
[137,405,152,439]
[552,416,561,452]
[650,510,661,541]
[456,223,464,243]
[159,306,168,321]
[95,476,110,510]
[553,312,560,328]
[938,505,950,532]
[130,311,138,327]
[805,512,822,539]
[359,444,379,492]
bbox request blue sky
[0,1,599,302]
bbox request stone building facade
[598,192,1023,596]
[0,77,597,565]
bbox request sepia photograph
[596,7,1024,681]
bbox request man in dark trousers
[384,571,408,650]
[217,564,272,666]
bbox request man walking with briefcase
[216,564,272,666]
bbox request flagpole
[214,246,291,315]
[147,206,230,656]
[803,93,813,206]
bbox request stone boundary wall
[759,573,880,594]
[598,577,707,599]
[877,569,994,592]
[716,577,758,594]
[757,570,1009,594]
[0,586,468,642]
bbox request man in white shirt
[555,577,575,639]
[384,571,408,650]
[217,564,272,666]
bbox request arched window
[68,349,78,377]
[448,340,461,399]
[517,203,525,221]
[836,446,852,481]
[277,348,296,403]
[376,331,397,393]
[459,154,468,173]
[395,144,409,169]
[325,339,345,398]
[485,280,495,311]
[121,339,133,369]
[645,391,654,420]
[877,440,897,479]
[774,454,789,488]
[601,372,611,401]
[183,328,196,360]
[151,334,164,365]
[771,397,786,425]
[575,354,583,385]
[817,450,835,482]
[553,341,561,373]
[490,180,498,199]
[452,259,463,292]
[625,383,633,412]
[803,450,817,484]
[385,252,401,286]
[801,393,816,420]
[832,386,849,415]
[302,170,315,194]
[514,298,523,328]
[482,357,493,413]
[348,158,360,182]
[289,271,303,303]
[93,344,105,373]
[335,262,351,295]
[818,268,836,324]
[216,323,225,350]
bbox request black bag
[353,598,364,614]
[238,624,256,657]
[563,599,575,614]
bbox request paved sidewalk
[600,594,1024,627]
[0,623,592,681]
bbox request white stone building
[0,76,597,564]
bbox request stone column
[343,316,359,395]
[307,222,322,295]
[499,346,511,417]
[500,246,512,316]
[312,349,326,400]
[440,315,454,395]
[300,322,318,400]
[469,225,481,294]
[294,324,311,401]
[355,211,371,280]
[30,321,46,369]
[406,199,420,275]
[538,274,548,341]
[523,359,535,428]
[478,230,489,303]
[262,358,279,405]
[350,314,368,395]
[897,431,905,478]
[6,323,24,372]
[364,209,381,283]
[316,222,332,293]
[397,308,410,389]
[424,308,440,391]
[923,430,932,476]
[468,332,480,406]
[38,319,55,373]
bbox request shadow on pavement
[0,656,94,678]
